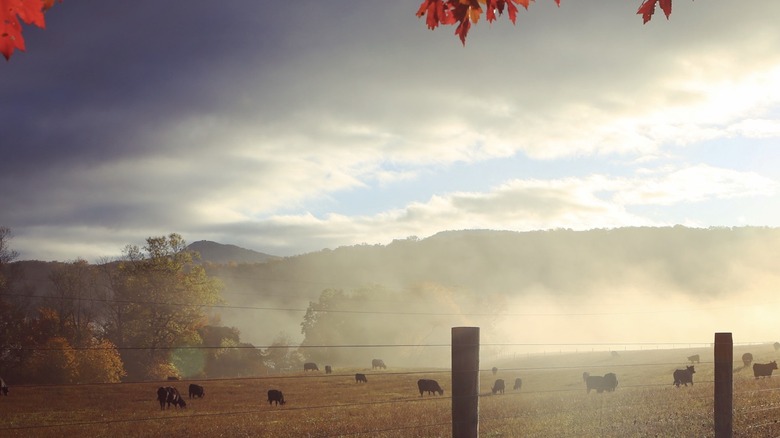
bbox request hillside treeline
[0,231,269,384]
[208,226,780,302]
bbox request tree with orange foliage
[23,308,126,383]
[76,338,126,383]
[26,337,79,384]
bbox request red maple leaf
[418,0,681,44]
[0,0,60,60]
[637,0,672,24]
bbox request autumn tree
[102,233,223,380]
[300,284,502,367]
[264,332,305,372]
[46,258,103,347]
[75,338,126,383]
[193,325,267,378]
[300,287,418,365]
[0,227,31,377]
[0,295,29,376]
[0,226,19,290]
[25,336,79,384]
[21,306,125,383]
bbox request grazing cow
[491,379,505,395]
[188,384,205,399]
[742,352,754,367]
[417,379,444,397]
[611,351,620,358]
[267,389,286,406]
[673,365,696,387]
[753,361,778,379]
[603,373,618,392]
[687,354,700,364]
[303,362,319,372]
[491,367,498,375]
[165,386,186,409]
[774,342,780,351]
[355,373,368,383]
[513,378,522,391]
[157,387,168,410]
[583,372,618,393]
[1,377,8,396]
[166,376,180,381]
[325,365,332,374]
[372,359,386,370]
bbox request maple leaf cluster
[0,0,60,60]
[417,0,676,44]
[636,0,672,23]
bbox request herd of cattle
[150,352,780,410]
[6,351,780,411]
[147,353,780,411]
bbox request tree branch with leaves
[417,0,679,44]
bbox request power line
[11,340,742,352]
[6,291,779,318]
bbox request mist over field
[202,226,780,367]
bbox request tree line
[0,228,287,383]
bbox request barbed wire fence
[2,335,780,436]
[3,289,780,436]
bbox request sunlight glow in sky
[1,0,779,262]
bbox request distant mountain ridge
[186,240,279,265]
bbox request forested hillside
[203,226,780,360]
[5,226,780,375]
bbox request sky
[2,0,780,263]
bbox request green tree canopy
[103,233,223,380]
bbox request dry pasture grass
[2,345,780,437]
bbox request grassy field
[2,344,780,437]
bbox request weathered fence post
[714,332,733,438]
[452,327,479,438]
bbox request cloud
[3,0,780,262]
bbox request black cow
[753,361,778,379]
[603,373,618,392]
[583,372,618,393]
[513,378,522,391]
[355,373,368,383]
[167,376,180,381]
[325,365,332,374]
[417,379,444,397]
[742,352,754,367]
[303,362,319,372]
[774,342,780,351]
[188,383,205,398]
[166,386,186,409]
[157,387,168,410]
[673,365,696,387]
[491,379,505,394]
[372,359,386,370]
[267,389,286,406]
[491,367,498,375]
[687,354,700,364]
[1,377,8,396]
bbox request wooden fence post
[714,332,733,438]
[452,327,479,438]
